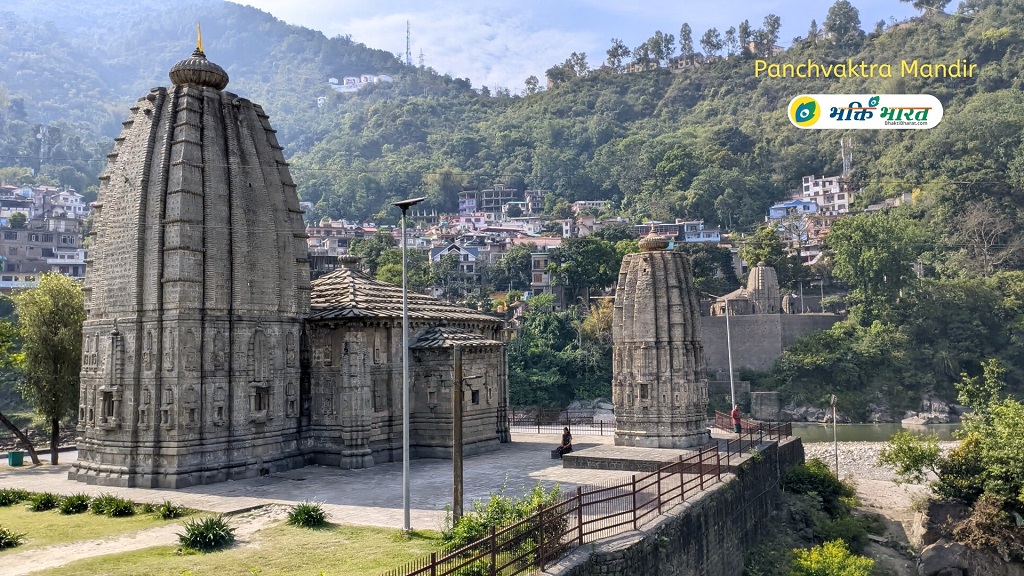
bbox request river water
[793,422,961,443]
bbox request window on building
[471,389,480,405]
[7,248,15,256]
[61,235,75,245]
[3,232,17,240]
[838,194,845,200]
[42,234,53,243]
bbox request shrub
[0,489,29,507]
[155,500,187,520]
[178,515,235,552]
[27,492,60,512]
[784,459,853,517]
[91,493,136,517]
[58,493,92,514]
[0,526,25,549]
[790,539,873,576]
[933,433,986,503]
[287,501,327,528]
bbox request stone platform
[561,444,703,472]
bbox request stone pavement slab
[0,433,634,530]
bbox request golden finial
[197,22,204,53]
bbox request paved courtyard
[0,432,634,530]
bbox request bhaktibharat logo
[789,96,821,127]
[787,94,943,129]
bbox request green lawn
[0,505,192,551]
[50,523,442,576]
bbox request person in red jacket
[731,405,742,434]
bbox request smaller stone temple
[709,262,783,315]
[611,233,709,448]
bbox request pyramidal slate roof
[412,326,504,349]
[309,266,503,325]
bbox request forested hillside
[2,0,1024,415]
[1,0,1022,227]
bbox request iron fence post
[430,552,436,576]
[489,525,496,576]
[631,474,638,530]
[576,486,584,546]
[657,469,663,514]
[537,504,546,569]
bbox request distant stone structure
[71,41,507,488]
[709,261,782,316]
[701,261,841,378]
[611,233,709,448]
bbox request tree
[524,75,540,95]
[738,20,752,55]
[376,248,430,292]
[646,30,675,66]
[761,14,781,55]
[545,63,574,87]
[606,39,631,71]
[8,212,26,229]
[632,41,653,68]
[547,237,620,304]
[824,210,927,310]
[498,243,536,291]
[824,0,863,45]
[724,26,738,56]
[679,23,693,61]
[350,232,398,275]
[808,19,819,45]
[700,28,723,59]
[567,52,589,77]
[951,199,1023,277]
[13,273,85,465]
[739,226,802,288]
[901,0,951,14]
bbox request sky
[229,0,923,91]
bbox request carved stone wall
[612,236,709,448]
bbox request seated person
[556,426,573,456]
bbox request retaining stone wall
[548,438,805,576]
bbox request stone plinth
[612,235,709,449]
[750,391,781,421]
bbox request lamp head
[393,197,427,211]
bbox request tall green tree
[824,210,928,313]
[679,23,693,61]
[901,0,951,14]
[498,244,536,291]
[824,0,863,45]
[350,232,398,275]
[547,237,620,304]
[606,39,632,71]
[13,273,85,465]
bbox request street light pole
[724,297,736,409]
[393,196,426,532]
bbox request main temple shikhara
[70,41,508,488]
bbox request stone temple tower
[612,234,709,449]
[70,40,310,487]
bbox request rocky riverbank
[803,440,959,482]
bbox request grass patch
[0,502,193,551]
[54,523,443,576]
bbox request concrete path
[0,433,630,530]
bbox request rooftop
[309,264,502,324]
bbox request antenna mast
[406,21,412,66]
[840,138,853,178]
